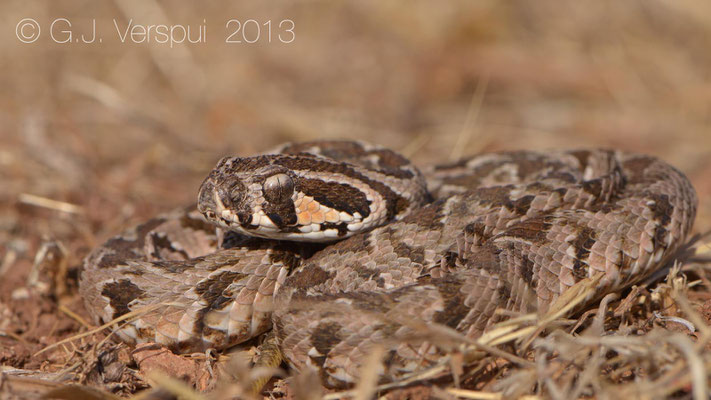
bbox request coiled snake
[80,140,697,387]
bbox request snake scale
[79,140,697,387]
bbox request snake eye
[263,173,294,203]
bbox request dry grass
[1,0,711,399]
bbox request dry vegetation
[1,1,711,399]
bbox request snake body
[80,141,697,387]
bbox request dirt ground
[1,1,711,399]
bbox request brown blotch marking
[545,171,578,183]
[582,178,603,198]
[622,156,656,184]
[442,251,458,269]
[515,155,566,180]
[464,221,490,246]
[648,193,673,227]
[392,241,426,264]
[572,259,587,281]
[94,253,135,270]
[500,217,553,245]
[350,264,386,287]
[572,227,596,258]
[526,181,555,193]
[136,218,166,236]
[497,282,512,304]
[136,326,156,340]
[297,178,371,218]
[433,173,486,193]
[509,195,535,216]
[436,152,551,185]
[97,217,167,268]
[432,155,477,171]
[553,187,568,200]
[195,270,248,308]
[193,271,248,337]
[467,186,515,208]
[340,291,393,314]
[518,255,535,286]
[393,196,411,217]
[332,232,373,253]
[401,200,446,231]
[570,226,597,282]
[101,279,146,319]
[365,148,415,179]
[570,150,592,170]
[466,244,502,274]
[588,201,624,213]
[174,339,200,354]
[366,148,409,167]
[652,225,669,250]
[284,264,335,289]
[618,245,634,272]
[124,268,144,276]
[332,232,372,254]
[148,233,190,260]
[310,322,343,367]
[378,226,396,239]
[432,276,470,329]
[199,325,227,346]
[268,248,304,271]
[469,186,541,216]
[152,258,203,274]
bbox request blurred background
[1,0,710,273]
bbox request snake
[79,140,697,387]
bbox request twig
[18,193,84,215]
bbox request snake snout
[197,177,217,217]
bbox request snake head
[197,152,402,242]
[198,156,300,236]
